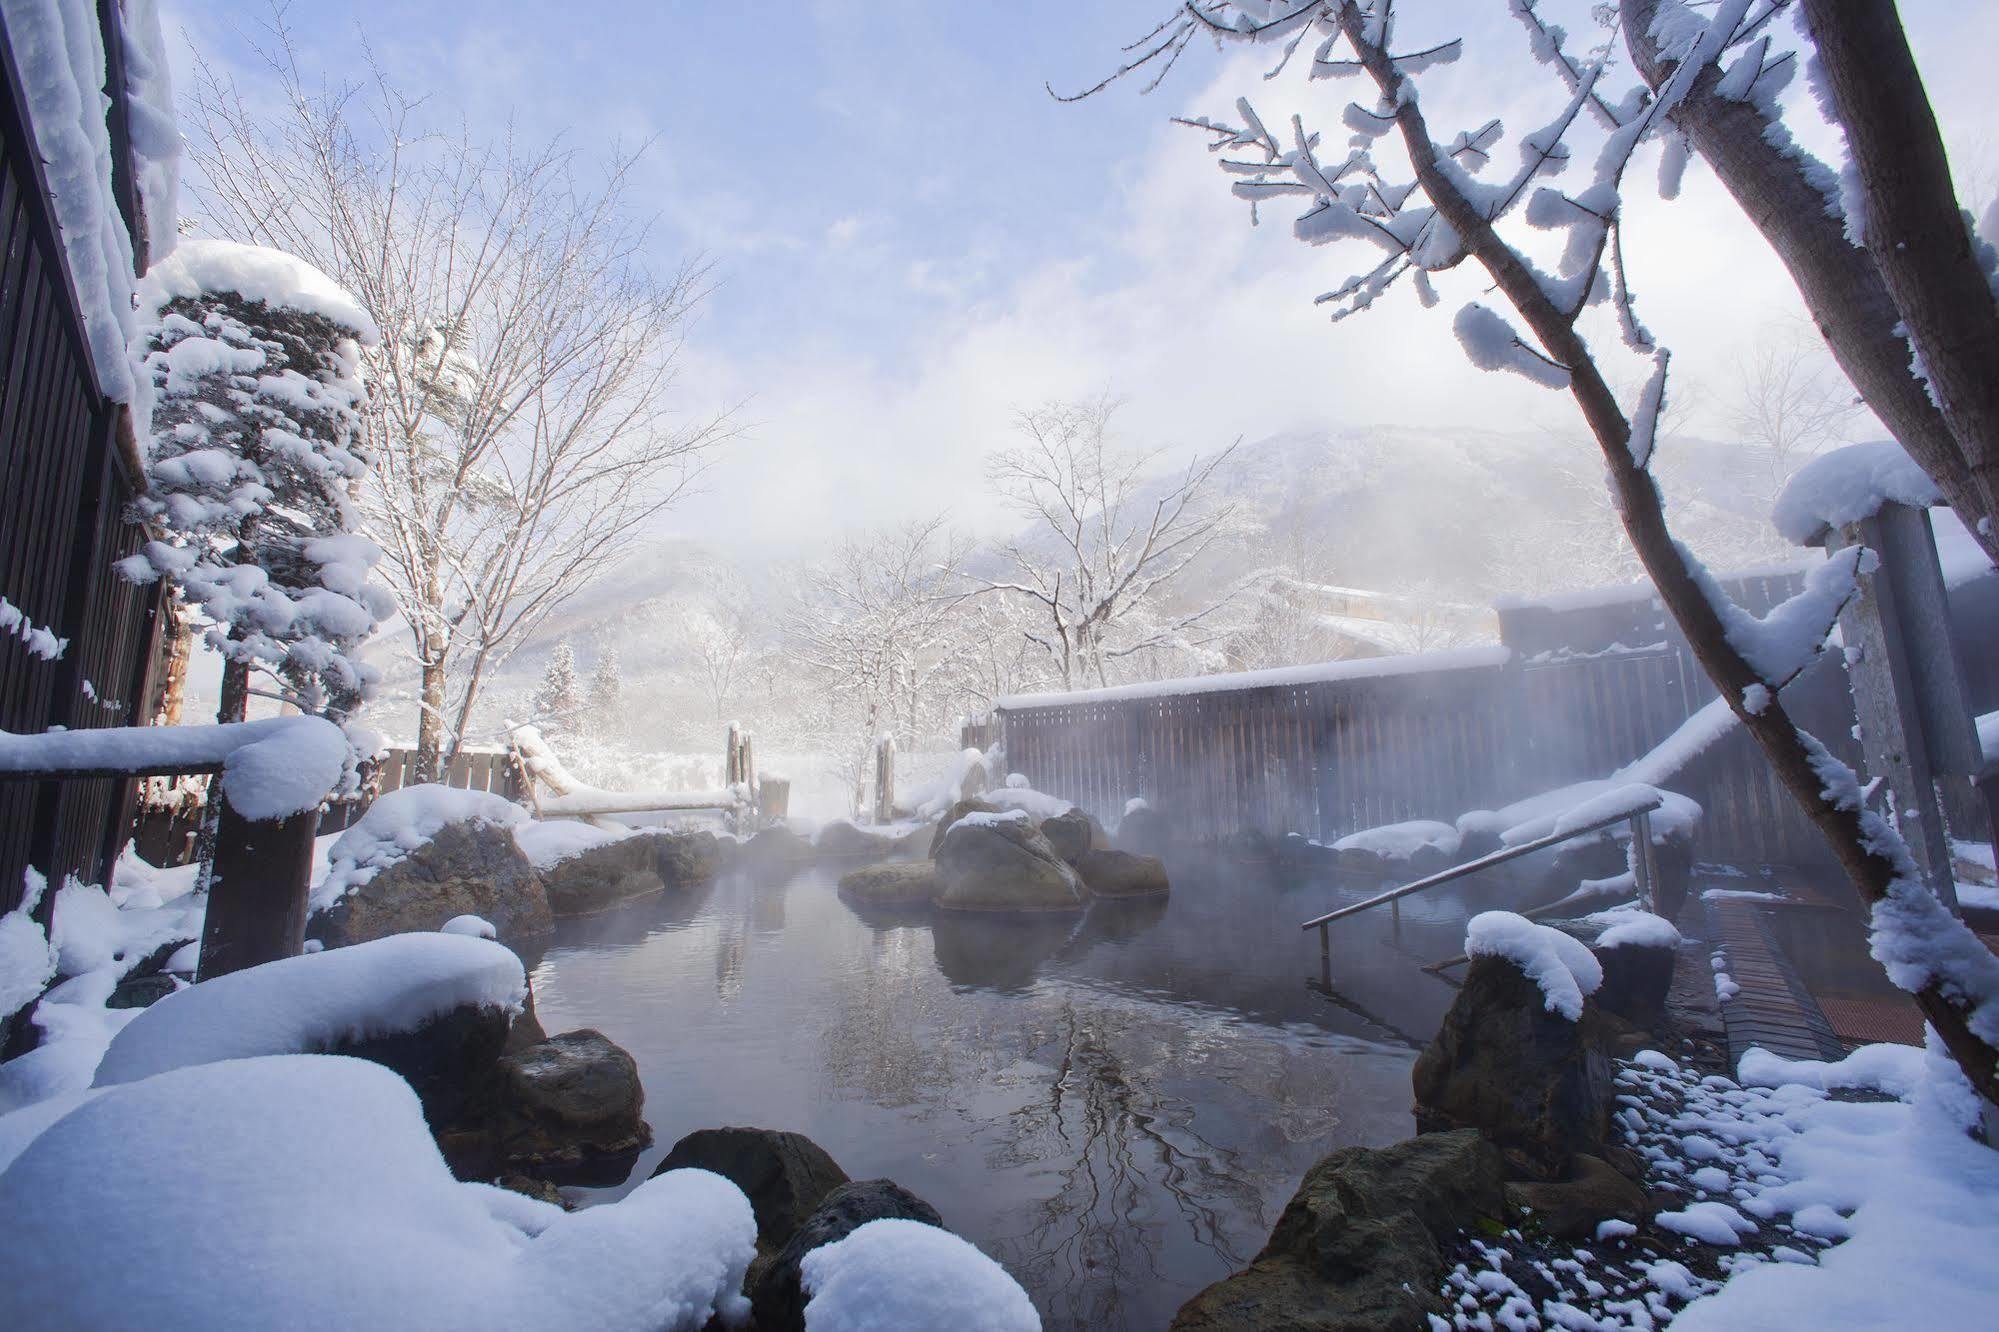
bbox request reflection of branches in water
[814,928,964,1112]
[990,1003,1266,1331]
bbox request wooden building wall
[0,10,165,913]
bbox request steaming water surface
[529,855,1476,1331]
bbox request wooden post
[197,794,319,981]
[1822,502,1978,910]
[1629,808,1655,913]
[757,777,790,825]
[872,735,896,824]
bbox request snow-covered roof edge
[6,0,181,438]
[995,644,1510,710]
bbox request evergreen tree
[532,643,582,734]
[587,646,624,736]
[121,240,392,723]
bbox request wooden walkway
[1703,895,1848,1064]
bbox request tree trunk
[1798,0,1999,538]
[216,658,251,725]
[1623,0,1999,566]
[1340,5,1999,1104]
[415,655,448,784]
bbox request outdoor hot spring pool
[525,856,1475,1331]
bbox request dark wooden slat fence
[0,11,165,914]
[988,572,1867,870]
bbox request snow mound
[1737,1042,1926,1099]
[986,785,1074,820]
[801,1218,1039,1332]
[0,1055,754,1331]
[440,915,497,939]
[1772,441,1942,545]
[1333,819,1461,862]
[1465,911,1604,1021]
[1461,778,1700,848]
[316,784,529,912]
[92,933,525,1087]
[139,237,379,341]
[1590,908,1682,951]
[955,809,1033,831]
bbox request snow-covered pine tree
[587,646,624,736]
[120,240,392,723]
[532,643,582,735]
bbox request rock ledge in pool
[1074,848,1169,897]
[310,818,550,947]
[1170,1129,1506,1331]
[838,860,942,905]
[538,834,664,916]
[933,815,1086,913]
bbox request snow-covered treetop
[1771,440,1944,546]
[138,239,379,344]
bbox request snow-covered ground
[1435,1040,1999,1330]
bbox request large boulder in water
[539,835,664,916]
[1116,801,1171,855]
[927,799,1001,857]
[1038,808,1107,864]
[447,1029,650,1183]
[815,820,905,863]
[656,830,729,888]
[1412,952,1613,1180]
[310,818,550,948]
[1171,1130,1506,1331]
[652,1127,851,1249]
[934,814,1086,913]
[751,1179,948,1332]
[838,860,941,905]
[1074,848,1168,898]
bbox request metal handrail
[1302,797,1661,973]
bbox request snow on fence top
[0,716,348,821]
[1465,910,1604,1021]
[995,644,1510,710]
[137,238,379,342]
[92,933,527,1086]
[1772,441,1943,546]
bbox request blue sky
[162,1,1999,555]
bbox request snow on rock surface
[1333,819,1462,861]
[92,933,525,1087]
[0,716,349,821]
[512,818,634,870]
[0,1055,756,1331]
[985,785,1074,821]
[1772,441,1943,545]
[801,1218,1040,1332]
[314,783,529,913]
[1589,908,1682,951]
[138,238,378,341]
[1462,779,1700,848]
[1464,911,1603,1020]
[0,872,57,1022]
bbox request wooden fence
[0,10,166,915]
[316,746,523,834]
[990,571,1869,870]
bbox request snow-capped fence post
[196,797,319,981]
[1811,501,1980,911]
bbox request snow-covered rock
[1464,911,1604,1021]
[801,1218,1039,1332]
[0,1054,755,1331]
[93,933,525,1087]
